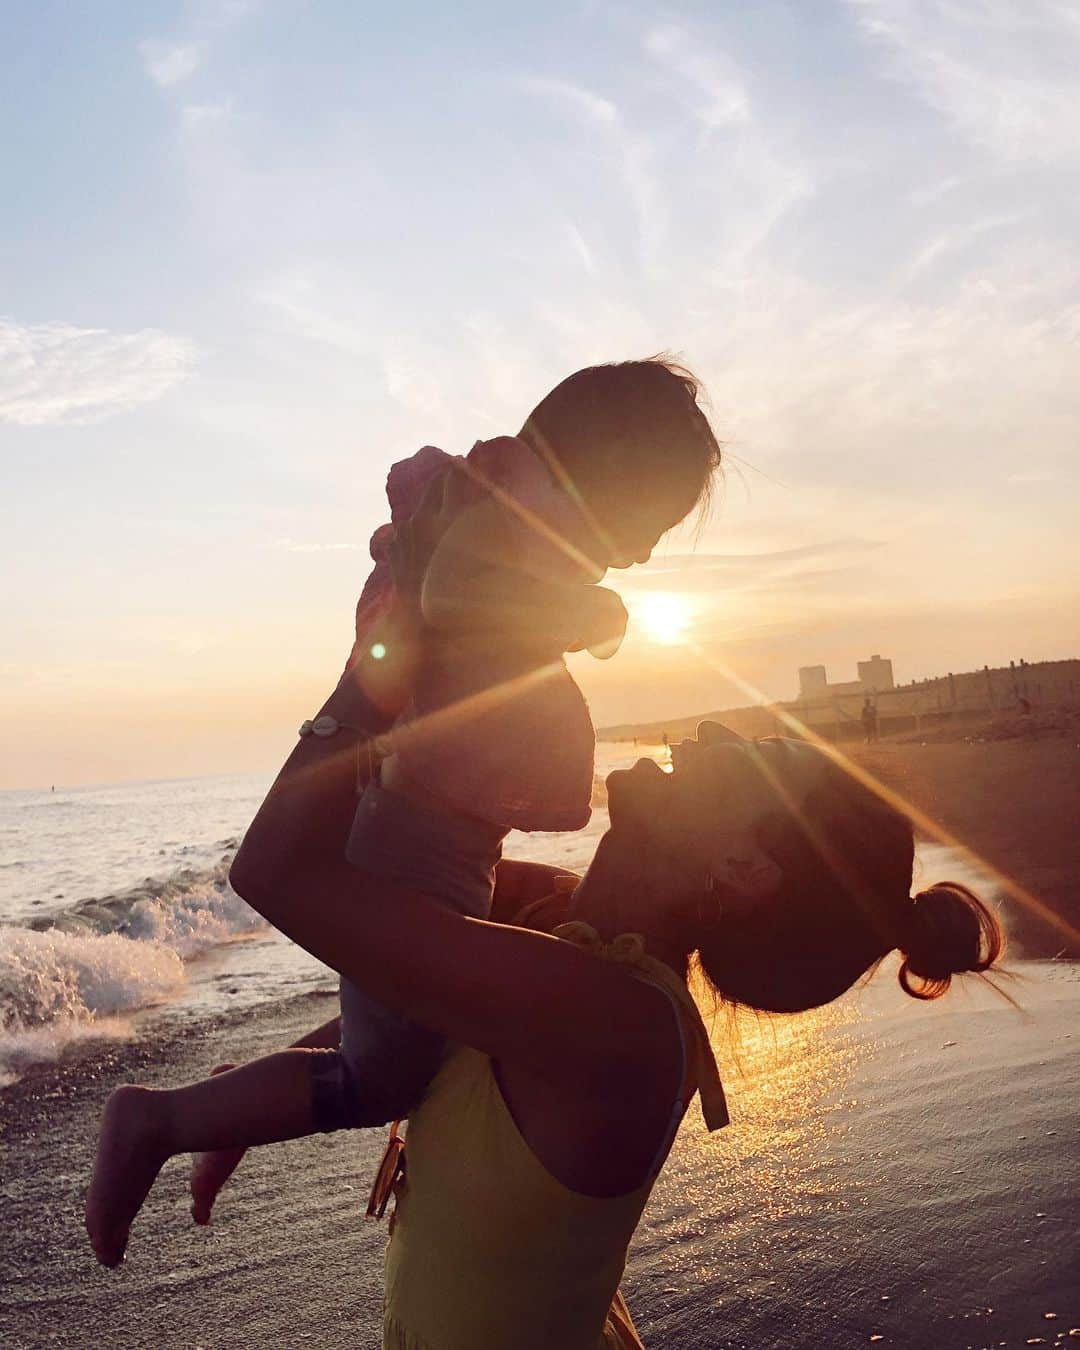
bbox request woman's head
[520,357,721,567]
[604,728,1004,1013]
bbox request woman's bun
[898,881,1004,1000]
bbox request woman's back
[383,1044,652,1350]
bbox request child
[86,358,722,1266]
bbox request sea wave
[0,855,266,1085]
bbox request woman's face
[605,729,835,900]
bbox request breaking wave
[0,855,266,1085]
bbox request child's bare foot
[188,1062,244,1225]
[190,1144,247,1224]
[85,1084,171,1267]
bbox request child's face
[606,525,666,570]
[596,480,702,571]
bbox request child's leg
[188,1063,245,1225]
[189,1014,344,1224]
[326,980,447,1128]
[87,1046,330,1267]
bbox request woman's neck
[566,831,692,978]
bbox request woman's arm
[230,677,669,1088]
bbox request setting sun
[630,591,694,646]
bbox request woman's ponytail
[898,881,1004,1000]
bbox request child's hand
[578,586,627,661]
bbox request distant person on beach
[862,697,879,744]
[90,701,1003,1347]
[87,359,721,1262]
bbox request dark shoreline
[3,967,1078,1349]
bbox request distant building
[797,665,828,698]
[597,656,1080,747]
[798,656,894,701]
[857,655,895,693]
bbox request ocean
[0,749,638,1088]
[2,753,1077,1348]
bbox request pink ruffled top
[355,437,596,833]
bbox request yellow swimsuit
[378,917,729,1350]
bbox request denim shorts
[310,776,505,1131]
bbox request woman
[212,656,1003,1348]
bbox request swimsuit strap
[551,919,730,1132]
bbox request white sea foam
[0,927,184,1085]
[0,860,268,1084]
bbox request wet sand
[2,967,1078,1349]
[853,736,1080,956]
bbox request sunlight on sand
[672,988,867,1221]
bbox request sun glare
[631,591,693,646]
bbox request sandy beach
[852,734,1080,957]
[3,960,1077,1349]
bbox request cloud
[181,101,232,132]
[626,540,883,594]
[848,0,1080,164]
[514,76,618,127]
[564,220,596,274]
[0,317,196,426]
[255,273,371,356]
[642,541,882,572]
[1005,470,1054,485]
[643,23,751,130]
[902,212,1028,283]
[139,40,204,87]
[274,538,360,553]
[513,75,666,265]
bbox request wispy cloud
[0,317,195,426]
[274,538,360,553]
[255,273,371,356]
[181,100,232,132]
[514,76,618,127]
[902,211,1027,283]
[513,75,666,265]
[564,220,596,275]
[643,23,750,131]
[849,0,1080,164]
[627,540,883,594]
[139,40,204,87]
[638,20,811,270]
[1005,470,1054,485]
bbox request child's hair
[520,357,721,551]
[694,761,1005,1013]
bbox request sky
[2,0,1079,788]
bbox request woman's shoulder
[493,979,688,1198]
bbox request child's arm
[419,496,627,657]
